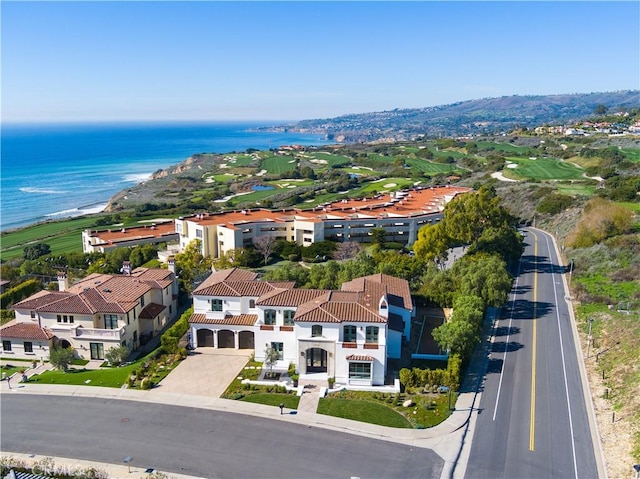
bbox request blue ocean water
[0,122,329,231]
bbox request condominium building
[176,185,471,258]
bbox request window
[264,309,276,325]
[343,325,357,342]
[90,343,104,360]
[105,314,118,329]
[211,299,223,312]
[283,310,295,325]
[126,312,130,325]
[249,299,256,309]
[349,362,371,379]
[196,229,203,238]
[311,325,323,337]
[366,326,379,344]
[140,295,145,307]
[24,342,33,353]
[271,342,283,360]
[2,340,11,352]
[30,311,36,319]
[69,316,74,324]
[57,315,62,323]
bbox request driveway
[153,349,250,397]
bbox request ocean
[0,122,330,231]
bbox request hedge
[0,279,41,309]
[160,306,192,354]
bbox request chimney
[122,261,132,275]
[57,271,68,292]
[167,256,176,275]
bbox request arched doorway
[218,330,235,348]
[238,331,254,349]
[306,348,327,373]
[196,329,214,347]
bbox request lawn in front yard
[318,389,455,429]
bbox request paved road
[1,394,444,479]
[466,228,601,478]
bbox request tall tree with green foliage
[49,347,74,372]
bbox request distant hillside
[262,91,640,142]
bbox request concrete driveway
[153,349,250,397]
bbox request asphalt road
[1,394,443,479]
[466,228,599,478]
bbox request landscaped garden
[318,389,456,429]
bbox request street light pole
[633,464,640,479]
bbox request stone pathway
[296,379,327,414]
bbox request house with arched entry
[189,268,414,386]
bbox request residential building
[1,261,179,361]
[175,185,470,259]
[82,221,178,254]
[188,268,414,386]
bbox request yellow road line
[530,236,538,451]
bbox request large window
[271,342,283,360]
[343,325,357,342]
[104,314,119,329]
[365,326,379,344]
[264,309,276,325]
[211,299,223,312]
[90,342,104,360]
[2,340,11,352]
[24,342,33,353]
[349,362,371,379]
[283,310,295,325]
[311,325,323,337]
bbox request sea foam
[20,187,66,194]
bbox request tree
[23,243,51,260]
[49,346,74,372]
[594,104,608,115]
[333,241,361,261]
[263,344,279,378]
[175,239,213,292]
[105,345,129,366]
[370,227,387,246]
[413,223,451,266]
[432,316,480,359]
[451,254,512,307]
[254,236,278,265]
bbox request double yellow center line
[530,237,538,451]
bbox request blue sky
[2,1,638,122]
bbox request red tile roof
[0,320,54,341]
[189,313,257,326]
[345,354,375,362]
[139,303,166,319]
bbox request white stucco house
[1,261,179,361]
[189,268,414,386]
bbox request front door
[306,348,327,373]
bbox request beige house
[82,221,178,254]
[2,261,179,361]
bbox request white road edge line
[545,233,579,479]
[492,251,522,421]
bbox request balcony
[74,326,125,340]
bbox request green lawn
[476,141,530,154]
[556,183,596,196]
[28,364,137,388]
[317,397,412,428]
[240,393,300,409]
[404,158,461,175]
[306,152,351,168]
[500,157,585,181]
[223,154,257,167]
[260,154,297,175]
[621,148,640,163]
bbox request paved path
[296,379,326,414]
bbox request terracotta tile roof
[342,273,412,311]
[179,187,471,227]
[15,268,174,316]
[189,313,257,326]
[193,268,293,298]
[139,303,166,319]
[0,320,54,341]
[345,354,375,361]
[295,300,386,324]
[257,288,328,307]
[85,221,177,245]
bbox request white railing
[75,327,124,340]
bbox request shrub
[140,377,154,390]
[105,345,129,366]
[49,347,74,372]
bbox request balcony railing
[260,325,274,331]
[75,327,124,340]
[341,342,357,349]
[363,343,379,350]
[279,326,294,332]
